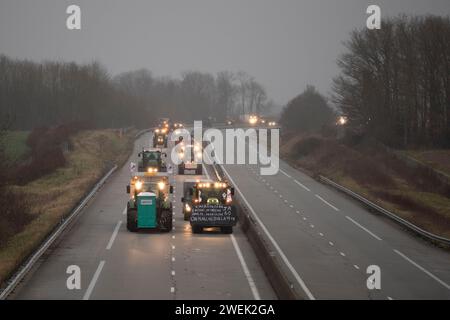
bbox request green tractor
[126,172,173,232]
[138,149,167,173]
[182,180,237,234]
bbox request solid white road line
[280,169,292,179]
[345,216,382,241]
[203,164,211,180]
[394,249,450,290]
[315,194,340,211]
[221,164,315,300]
[83,260,105,300]
[294,179,311,192]
[230,234,261,300]
[106,221,122,250]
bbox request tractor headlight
[135,181,143,191]
[155,129,160,133]
[158,181,165,191]
[185,203,191,212]
[196,152,202,159]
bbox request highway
[217,132,450,299]
[9,129,450,300]
[11,132,275,300]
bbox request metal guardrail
[0,165,118,300]
[319,175,450,246]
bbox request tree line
[0,55,273,130]
[333,15,450,148]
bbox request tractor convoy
[126,118,237,234]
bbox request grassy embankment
[280,133,450,241]
[0,129,136,286]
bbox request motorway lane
[219,132,450,299]
[11,132,275,300]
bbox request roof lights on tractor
[249,115,258,125]
[337,116,347,126]
[161,128,168,134]
[155,128,160,133]
[147,167,158,173]
[268,121,276,126]
[135,180,143,191]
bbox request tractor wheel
[221,226,233,234]
[159,210,173,232]
[127,209,138,232]
[192,225,202,234]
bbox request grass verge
[0,128,136,287]
[281,134,450,240]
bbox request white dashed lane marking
[83,260,105,300]
[106,221,122,250]
[294,179,311,192]
[393,249,450,290]
[345,216,382,241]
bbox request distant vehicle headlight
[135,181,143,191]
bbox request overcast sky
[1,0,449,105]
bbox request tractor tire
[192,225,202,234]
[159,210,173,232]
[196,166,203,175]
[221,226,233,234]
[127,209,138,232]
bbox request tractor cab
[138,149,167,173]
[177,141,203,175]
[153,127,169,148]
[126,172,173,232]
[190,180,234,205]
[184,180,237,234]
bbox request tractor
[126,172,173,232]
[177,141,203,175]
[182,180,237,234]
[138,148,167,173]
[153,127,168,148]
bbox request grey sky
[1,0,449,105]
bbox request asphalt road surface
[11,132,275,300]
[217,131,450,300]
[10,128,450,300]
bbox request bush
[295,137,323,157]
[15,123,82,185]
[0,189,33,247]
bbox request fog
[1,0,449,104]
